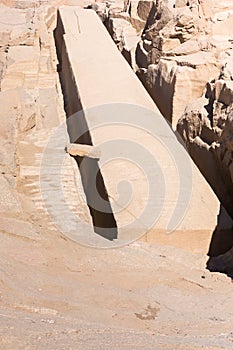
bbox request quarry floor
[0,216,233,350]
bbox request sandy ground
[0,210,233,349]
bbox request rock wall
[0,2,94,242]
[177,77,233,221]
[96,0,233,128]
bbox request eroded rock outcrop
[177,76,233,220]
[141,0,233,126]
[0,2,93,241]
[95,0,233,128]
[177,70,233,271]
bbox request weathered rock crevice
[177,82,233,221]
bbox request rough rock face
[96,0,233,127]
[0,2,93,240]
[177,78,233,220]
[177,73,233,271]
[90,0,154,68]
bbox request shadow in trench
[53,11,117,240]
[207,205,233,278]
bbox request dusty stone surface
[0,2,95,244]
[0,1,232,349]
[2,233,233,349]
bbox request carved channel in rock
[54,11,117,241]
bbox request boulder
[215,80,233,106]
[137,0,154,21]
[145,52,219,127]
